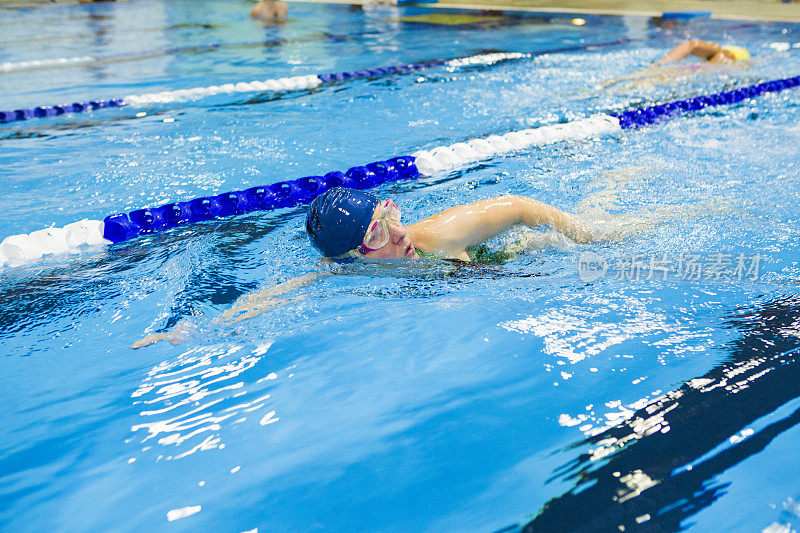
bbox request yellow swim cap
[721,45,751,61]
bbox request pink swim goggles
[357,199,402,255]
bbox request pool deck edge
[288,0,800,23]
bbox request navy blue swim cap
[305,187,379,258]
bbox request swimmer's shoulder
[407,223,471,262]
[276,1,288,17]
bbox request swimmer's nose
[389,221,406,243]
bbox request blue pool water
[2,1,800,531]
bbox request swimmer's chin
[358,254,419,264]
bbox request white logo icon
[578,251,608,282]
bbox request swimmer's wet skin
[599,39,750,91]
[656,39,750,65]
[306,187,594,263]
[132,188,595,349]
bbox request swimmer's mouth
[405,243,414,256]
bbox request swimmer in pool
[131,187,596,348]
[655,39,750,65]
[600,39,750,90]
[305,187,593,263]
[250,0,288,23]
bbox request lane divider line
[2,74,796,268]
[0,37,657,125]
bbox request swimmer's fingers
[130,320,195,349]
[131,332,172,349]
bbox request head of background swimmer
[305,187,418,262]
[721,45,750,62]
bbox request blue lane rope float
[610,76,800,129]
[0,36,662,125]
[1,74,797,266]
[101,156,421,243]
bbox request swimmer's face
[358,200,419,260]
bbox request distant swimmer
[655,39,750,65]
[132,187,601,348]
[600,39,751,91]
[250,0,288,23]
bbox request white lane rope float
[1,75,797,268]
[0,37,653,124]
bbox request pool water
[2,1,800,531]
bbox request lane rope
[0,37,655,124]
[2,74,797,268]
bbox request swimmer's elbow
[490,195,534,225]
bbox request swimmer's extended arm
[408,195,592,261]
[131,271,328,349]
[601,40,732,90]
[216,271,329,324]
[657,39,725,64]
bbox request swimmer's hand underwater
[130,273,325,349]
[131,319,195,349]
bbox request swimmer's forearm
[688,40,723,60]
[658,40,721,64]
[514,196,593,243]
[131,272,325,348]
[657,41,693,64]
[411,195,591,256]
[217,271,328,324]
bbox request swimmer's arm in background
[597,67,659,89]
[409,195,593,261]
[599,39,723,89]
[131,271,330,349]
[656,39,723,64]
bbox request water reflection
[0,209,294,342]
[519,293,800,531]
[130,341,279,460]
[500,293,709,365]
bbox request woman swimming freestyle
[306,187,593,263]
[600,39,750,90]
[655,39,750,65]
[132,188,596,348]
